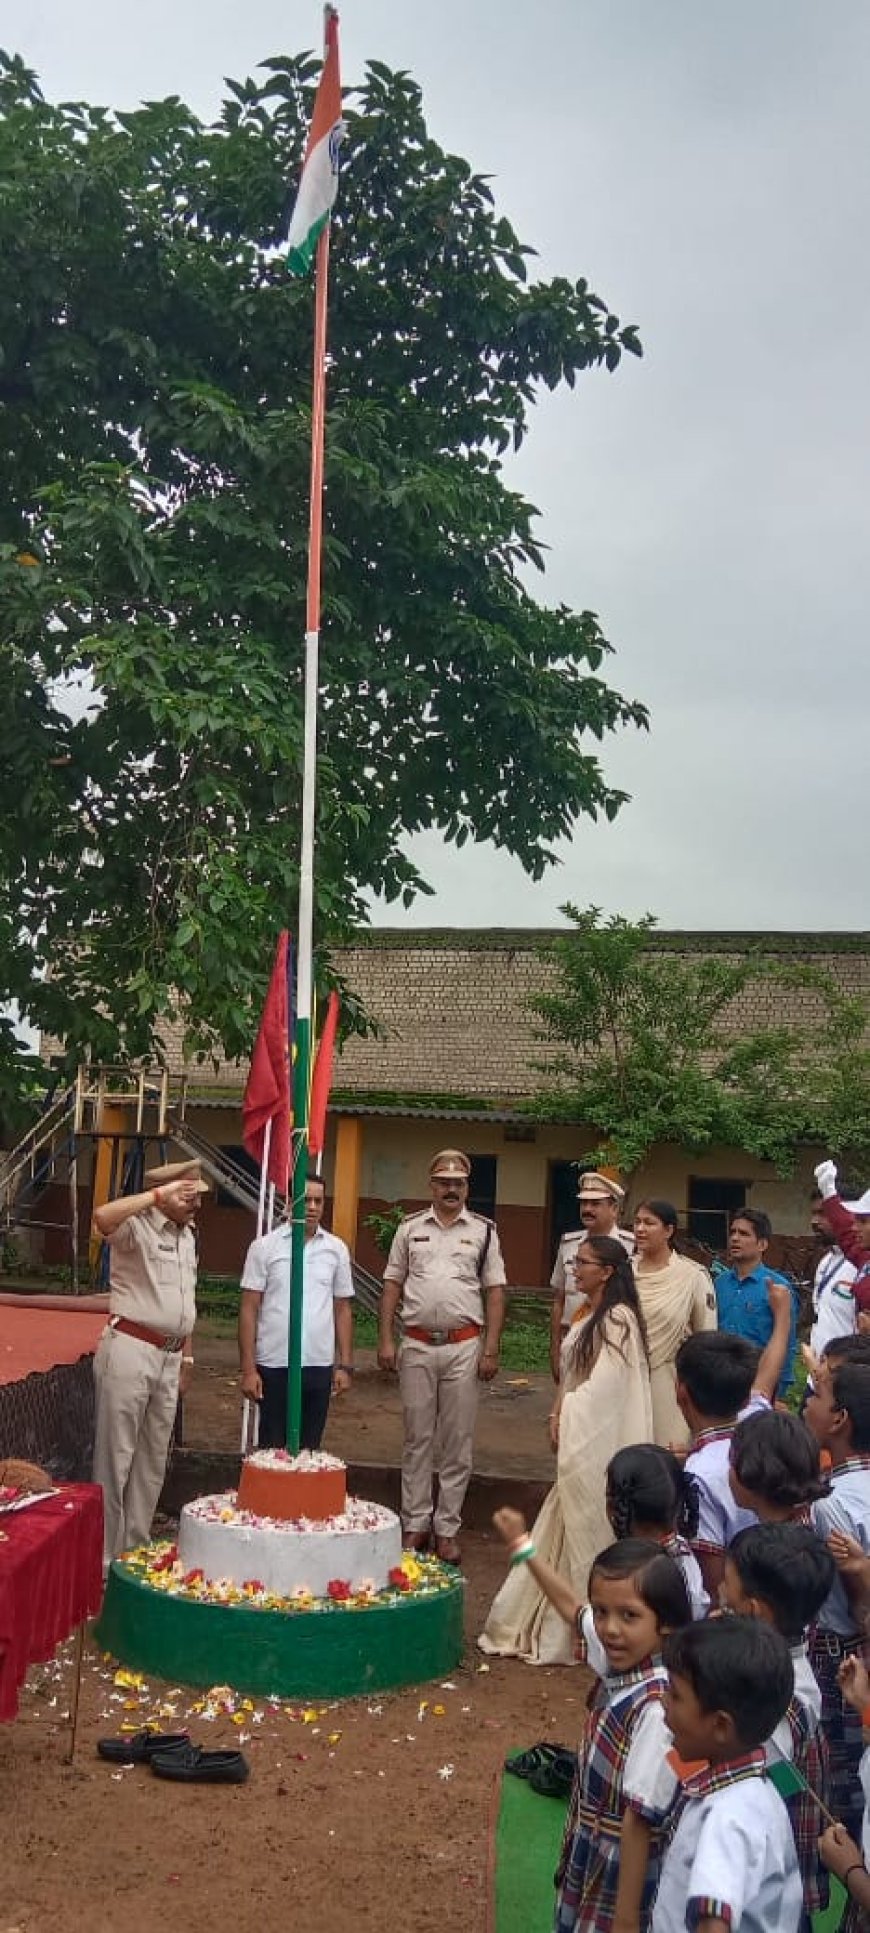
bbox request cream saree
[478,1307,653,1664]
[634,1253,717,1448]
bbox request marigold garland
[118,1542,456,1614]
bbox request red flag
[242,932,291,1189]
[308,990,340,1157]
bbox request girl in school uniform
[492,1517,690,1932]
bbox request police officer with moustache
[92,1159,207,1569]
[378,1149,507,1566]
[549,1170,634,1380]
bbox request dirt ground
[3,1338,580,1933]
[183,1326,557,1479]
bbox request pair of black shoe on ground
[97,1728,249,1783]
[504,1740,576,1799]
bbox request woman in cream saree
[633,1199,717,1449]
[479,1237,653,1665]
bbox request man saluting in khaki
[92,1160,206,1569]
[378,1150,507,1566]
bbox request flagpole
[287,212,331,1453]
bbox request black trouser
[256,1364,333,1451]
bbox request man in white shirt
[809,1187,857,1358]
[238,1175,354,1450]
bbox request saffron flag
[242,931,291,1189]
[308,990,340,1156]
[287,7,344,276]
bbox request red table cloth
[0,1483,103,1720]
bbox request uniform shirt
[810,1455,870,1636]
[550,1225,635,1326]
[651,1755,802,1933]
[818,1195,870,1312]
[241,1224,354,1369]
[767,1643,822,1763]
[106,1205,197,1337]
[714,1262,798,1391]
[685,1396,768,1555]
[810,1246,858,1358]
[384,1205,506,1330]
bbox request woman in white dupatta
[633,1199,717,1449]
[479,1237,653,1664]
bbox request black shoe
[529,1751,576,1798]
[504,1742,571,1780]
[150,1744,250,1784]
[98,1729,190,1764]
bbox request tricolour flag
[287,7,344,276]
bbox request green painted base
[94,1561,465,1699]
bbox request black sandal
[98,1729,190,1764]
[504,1742,571,1780]
[529,1751,576,1798]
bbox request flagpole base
[95,1548,464,1700]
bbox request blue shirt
[714,1263,798,1390]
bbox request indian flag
[287,7,344,276]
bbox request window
[468,1155,497,1220]
[687,1177,746,1252]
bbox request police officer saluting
[92,1159,206,1569]
[378,1149,507,1566]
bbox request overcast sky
[18,1,870,931]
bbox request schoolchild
[675,1333,764,1597]
[817,1653,870,1921]
[492,1516,689,1932]
[729,1408,830,1523]
[652,1617,802,1933]
[721,1522,836,1922]
[804,1359,870,1842]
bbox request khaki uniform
[550,1224,635,1327]
[384,1205,507,1538]
[92,1207,197,1566]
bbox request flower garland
[118,1543,454,1614]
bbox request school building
[24,928,870,1287]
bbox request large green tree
[529,907,870,1176]
[0,49,646,1103]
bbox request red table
[0,1483,103,1727]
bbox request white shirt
[811,1457,870,1635]
[241,1224,354,1369]
[652,1769,802,1933]
[767,1643,823,1763]
[686,1396,768,1554]
[810,1246,857,1357]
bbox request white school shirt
[651,1761,802,1933]
[861,1746,870,1867]
[241,1224,354,1369]
[810,1456,870,1635]
[767,1643,823,1763]
[809,1247,857,1358]
[686,1396,768,1554]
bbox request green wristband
[510,1540,536,1567]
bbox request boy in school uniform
[652,1617,802,1933]
[804,1357,870,1843]
[675,1290,792,1598]
[720,1522,836,1924]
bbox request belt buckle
[429,1328,447,1345]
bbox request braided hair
[606,1444,701,1543]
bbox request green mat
[491,1768,847,1933]
[493,1771,567,1933]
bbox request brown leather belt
[111,1316,184,1352]
[404,1323,482,1346]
